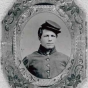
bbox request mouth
[47,43,53,44]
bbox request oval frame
[1,0,87,88]
[17,10,72,86]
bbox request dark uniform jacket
[23,45,69,79]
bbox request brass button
[46,58,50,61]
[46,70,50,73]
[48,76,51,79]
[47,64,50,67]
[46,52,49,55]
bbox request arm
[23,56,29,69]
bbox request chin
[46,46,54,49]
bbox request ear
[38,37,41,43]
[38,37,40,40]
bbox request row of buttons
[46,53,50,78]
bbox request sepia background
[0,0,88,88]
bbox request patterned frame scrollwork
[1,0,87,88]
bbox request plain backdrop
[0,0,88,88]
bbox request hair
[38,27,58,40]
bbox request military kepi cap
[41,20,61,34]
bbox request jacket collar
[38,45,56,55]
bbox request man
[23,20,70,79]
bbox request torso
[23,51,69,79]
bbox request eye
[44,35,49,37]
[51,35,56,37]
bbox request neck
[38,45,56,55]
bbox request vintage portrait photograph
[1,0,88,88]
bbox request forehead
[42,29,56,35]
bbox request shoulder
[56,52,69,57]
[22,51,39,62]
[55,51,70,61]
[23,51,42,66]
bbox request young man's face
[40,29,57,49]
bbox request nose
[48,36,52,41]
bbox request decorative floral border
[1,0,87,88]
